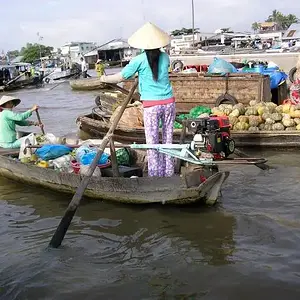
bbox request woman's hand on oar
[32,107,45,135]
[48,79,139,249]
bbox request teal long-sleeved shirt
[0,109,32,143]
[121,51,173,101]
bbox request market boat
[69,78,112,91]
[0,145,229,206]
[76,114,300,149]
[123,73,288,112]
[69,72,285,109]
[0,64,44,92]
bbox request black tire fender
[171,60,184,72]
[289,67,297,83]
[215,94,238,106]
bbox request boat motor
[186,115,235,159]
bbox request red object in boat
[98,160,111,169]
[71,160,80,174]
[183,64,209,73]
[200,175,207,182]
[71,159,111,174]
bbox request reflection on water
[1,82,300,298]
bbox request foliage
[251,22,260,32]
[266,10,299,30]
[170,27,200,36]
[7,50,20,58]
[252,10,299,31]
[219,28,233,33]
[20,43,54,63]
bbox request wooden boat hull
[77,115,300,149]
[0,153,229,205]
[69,78,111,91]
[1,76,43,92]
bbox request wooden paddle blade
[234,148,269,171]
[49,210,76,248]
[48,79,138,248]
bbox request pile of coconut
[211,101,300,131]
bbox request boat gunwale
[0,154,221,205]
[77,115,300,138]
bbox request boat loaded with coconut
[77,86,300,149]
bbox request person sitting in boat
[0,95,42,149]
[99,22,175,177]
[95,59,105,77]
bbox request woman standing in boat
[95,59,105,77]
[0,95,41,148]
[100,22,175,177]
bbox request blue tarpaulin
[239,66,287,89]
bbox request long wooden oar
[46,72,82,91]
[49,79,138,248]
[36,109,45,135]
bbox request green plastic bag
[160,106,211,129]
[189,106,211,118]
[116,148,130,166]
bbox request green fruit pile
[211,101,300,131]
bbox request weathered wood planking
[123,73,272,112]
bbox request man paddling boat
[0,95,43,148]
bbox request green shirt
[0,109,32,143]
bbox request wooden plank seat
[0,148,20,156]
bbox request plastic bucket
[98,160,111,169]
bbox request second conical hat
[128,22,171,50]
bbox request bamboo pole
[49,79,138,248]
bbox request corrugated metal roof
[98,39,130,51]
[84,39,130,57]
[283,23,300,40]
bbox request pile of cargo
[211,101,300,131]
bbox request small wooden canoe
[76,114,300,149]
[0,149,229,206]
[69,78,112,91]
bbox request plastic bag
[110,104,143,128]
[35,144,72,161]
[189,106,212,118]
[51,154,73,173]
[208,58,237,74]
[116,148,130,166]
[76,145,109,166]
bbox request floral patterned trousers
[143,102,176,177]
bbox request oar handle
[36,109,45,135]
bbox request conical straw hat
[0,95,21,107]
[128,22,171,50]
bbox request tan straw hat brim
[128,22,171,50]
[0,95,21,107]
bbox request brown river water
[1,75,300,299]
